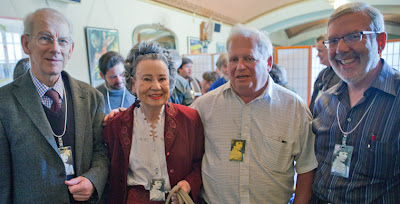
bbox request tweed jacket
[103,103,204,203]
[0,71,110,203]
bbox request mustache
[334,52,358,61]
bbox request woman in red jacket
[103,42,204,203]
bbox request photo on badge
[229,139,246,162]
[331,144,353,178]
[150,178,165,201]
[59,146,75,176]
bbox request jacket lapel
[66,72,88,174]
[164,103,178,155]
[118,105,135,161]
[13,72,59,154]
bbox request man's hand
[171,180,191,204]
[103,107,126,126]
[65,176,95,201]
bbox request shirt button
[347,118,351,122]
[169,169,174,174]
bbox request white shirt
[191,77,318,204]
[127,105,171,191]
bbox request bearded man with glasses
[0,8,109,203]
[311,2,400,203]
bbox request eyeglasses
[28,34,72,51]
[323,31,381,49]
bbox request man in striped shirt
[312,2,400,203]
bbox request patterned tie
[45,89,61,112]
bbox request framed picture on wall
[216,42,226,53]
[188,37,202,54]
[85,27,119,87]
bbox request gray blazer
[0,71,109,203]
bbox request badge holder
[150,178,165,201]
[229,139,246,162]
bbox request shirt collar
[333,59,397,97]
[30,69,64,99]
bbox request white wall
[0,0,231,84]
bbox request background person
[96,51,136,115]
[168,49,194,106]
[103,42,204,204]
[178,57,202,98]
[309,33,340,114]
[209,53,228,91]
[13,57,30,80]
[312,2,400,203]
[200,71,220,95]
[0,8,109,203]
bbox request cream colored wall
[0,0,231,84]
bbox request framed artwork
[188,37,202,54]
[85,27,119,87]
[216,42,226,53]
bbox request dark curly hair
[124,42,177,95]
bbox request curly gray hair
[124,42,177,95]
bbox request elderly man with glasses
[0,8,109,203]
[311,2,400,203]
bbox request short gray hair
[124,42,177,95]
[226,24,273,60]
[328,2,385,32]
[24,8,73,37]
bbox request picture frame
[85,27,119,87]
[188,37,202,54]
[216,42,226,53]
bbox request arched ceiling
[149,0,400,46]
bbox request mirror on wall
[132,23,178,52]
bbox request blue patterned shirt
[312,59,400,203]
[29,70,64,109]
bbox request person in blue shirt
[209,53,228,91]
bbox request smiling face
[327,12,385,86]
[228,36,271,102]
[132,59,170,110]
[21,11,74,86]
[154,180,162,190]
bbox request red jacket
[103,103,204,203]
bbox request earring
[134,97,140,108]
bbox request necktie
[45,89,62,112]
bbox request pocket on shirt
[255,136,294,172]
[364,141,395,179]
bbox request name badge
[331,144,353,178]
[229,139,246,162]
[59,146,75,178]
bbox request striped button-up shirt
[192,76,318,204]
[312,59,400,203]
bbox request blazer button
[169,169,174,174]
[166,152,170,156]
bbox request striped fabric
[191,76,318,204]
[312,59,400,203]
[30,70,64,109]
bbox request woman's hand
[171,180,191,204]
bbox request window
[0,17,27,87]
